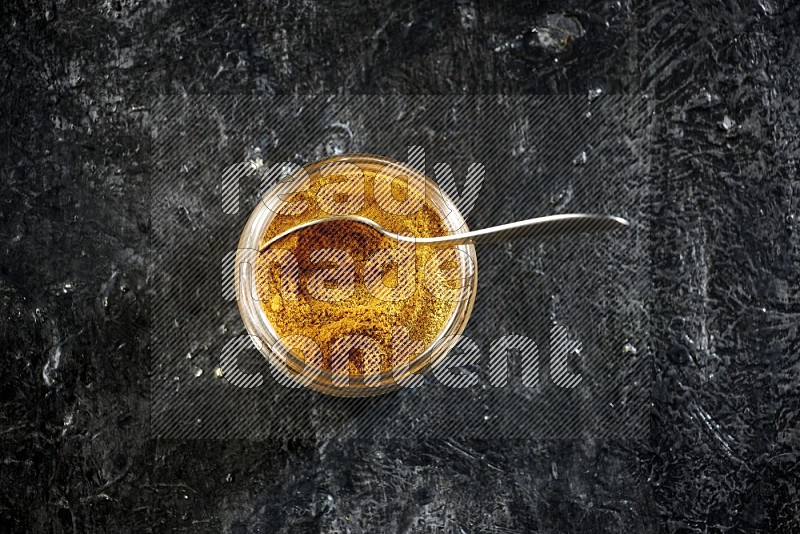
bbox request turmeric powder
[255,161,459,377]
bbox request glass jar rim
[234,153,478,397]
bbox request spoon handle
[259,213,629,251]
[416,214,629,246]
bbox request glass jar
[235,154,477,396]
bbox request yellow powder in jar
[255,165,459,377]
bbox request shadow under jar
[235,154,477,396]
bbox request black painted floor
[1,1,798,532]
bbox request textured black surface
[1,0,799,532]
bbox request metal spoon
[259,213,629,251]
